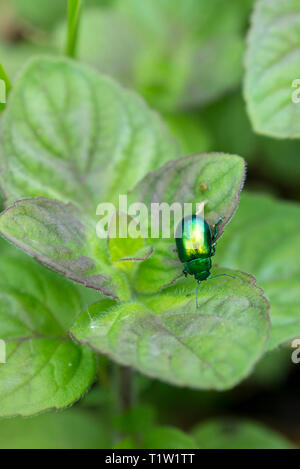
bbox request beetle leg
[211,244,216,256]
[212,216,224,242]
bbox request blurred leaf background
[0,0,299,449]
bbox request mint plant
[0,237,98,417]
[0,0,299,450]
[0,54,270,397]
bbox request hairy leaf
[0,198,131,300]
[71,270,269,390]
[0,56,178,208]
[0,55,180,297]
[0,239,98,417]
[245,0,300,137]
[215,192,300,350]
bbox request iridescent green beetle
[175,214,233,307]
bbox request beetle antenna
[209,274,236,280]
[196,280,201,308]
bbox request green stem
[119,366,135,411]
[110,365,135,445]
[112,364,135,412]
[65,0,82,58]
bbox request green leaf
[114,437,138,449]
[0,407,111,449]
[0,56,178,208]
[130,152,245,233]
[0,55,178,297]
[215,192,300,350]
[244,0,300,138]
[71,270,269,390]
[0,239,98,417]
[129,153,246,293]
[143,426,196,450]
[192,418,294,449]
[0,153,244,298]
[0,198,131,300]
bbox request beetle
[175,214,234,307]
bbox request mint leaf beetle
[175,215,234,307]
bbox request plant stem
[112,365,135,412]
[65,0,82,59]
[119,366,134,411]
